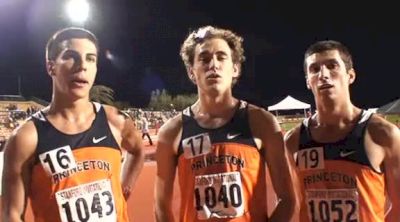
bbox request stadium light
[105,50,114,60]
[65,0,90,24]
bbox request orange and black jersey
[29,103,129,222]
[296,110,386,222]
[177,101,267,222]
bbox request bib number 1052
[306,189,358,222]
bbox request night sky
[0,0,399,109]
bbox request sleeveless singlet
[29,103,129,222]
[296,110,386,222]
[177,101,267,222]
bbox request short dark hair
[46,27,98,61]
[180,26,245,84]
[304,40,353,73]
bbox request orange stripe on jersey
[178,142,267,222]
[30,147,128,222]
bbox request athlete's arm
[283,125,301,157]
[2,122,37,222]
[384,129,400,222]
[284,125,304,220]
[105,106,145,200]
[154,115,181,222]
[249,106,299,221]
[367,116,400,221]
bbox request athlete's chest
[295,141,368,175]
[308,124,354,144]
[45,114,96,134]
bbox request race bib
[296,147,325,171]
[39,145,77,176]
[194,172,244,219]
[182,133,212,159]
[55,179,116,222]
[306,189,359,222]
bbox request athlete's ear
[348,68,356,85]
[188,67,196,84]
[305,75,311,90]
[232,63,240,78]
[46,60,55,76]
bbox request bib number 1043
[56,179,116,222]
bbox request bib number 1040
[194,184,243,210]
[194,172,244,219]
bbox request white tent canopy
[268,95,311,112]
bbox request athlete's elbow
[154,200,174,222]
[278,193,299,218]
[2,208,24,222]
[127,145,145,162]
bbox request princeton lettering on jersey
[191,154,245,171]
[52,160,111,184]
[303,171,357,188]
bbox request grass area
[384,114,400,124]
[280,121,301,132]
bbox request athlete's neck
[195,92,238,118]
[48,95,94,121]
[315,100,361,127]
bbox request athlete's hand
[122,185,132,200]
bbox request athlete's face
[48,38,97,100]
[305,49,355,101]
[189,38,239,95]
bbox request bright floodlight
[66,0,89,24]
[105,50,114,60]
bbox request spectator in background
[26,107,32,116]
[154,117,162,135]
[141,115,153,145]
[306,110,312,117]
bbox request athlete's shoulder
[12,119,37,140]
[247,103,280,129]
[102,104,133,127]
[284,124,302,153]
[102,104,120,115]
[244,102,283,148]
[4,119,38,158]
[247,103,275,121]
[367,114,400,146]
[159,112,183,134]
